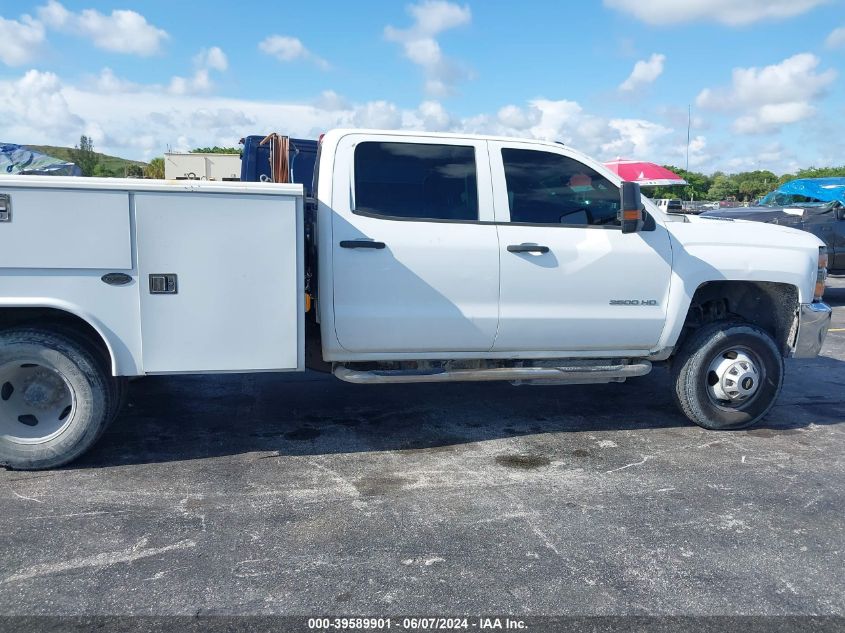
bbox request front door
[490,141,673,353]
[331,135,500,354]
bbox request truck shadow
[72,355,845,469]
[824,283,845,307]
[70,240,845,470]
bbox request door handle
[507,243,549,254]
[340,240,386,249]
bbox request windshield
[759,191,830,207]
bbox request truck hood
[670,213,824,251]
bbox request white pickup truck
[0,129,832,469]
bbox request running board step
[333,361,652,385]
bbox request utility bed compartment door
[136,192,303,373]
[0,189,131,269]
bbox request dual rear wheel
[0,327,126,470]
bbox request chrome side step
[333,361,652,385]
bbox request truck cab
[317,131,673,357]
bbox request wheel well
[679,281,798,356]
[0,308,113,373]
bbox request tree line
[69,135,158,178]
[68,137,240,179]
[646,165,845,202]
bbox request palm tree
[145,157,165,179]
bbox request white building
[164,153,241,181]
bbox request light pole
[686,104,691,173]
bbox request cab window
[354,142,478,221]
[501,149,620,227]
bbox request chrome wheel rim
[706,346,763,411]
[0,360,76,444]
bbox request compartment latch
[149,274,178,295]
[0,194,11,223]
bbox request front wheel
[672,322,784,430]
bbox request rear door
[330,134,499,353]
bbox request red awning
[603,159,687,187]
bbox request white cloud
[657,105,709,131]
[684,135,710,168]
[314,90,350,111]
[36,0,69,28]
[826,26,845,49]
[497,104,538,130]
[195,47,228,72]
[461,98,674,163]
[619,53,665,92]
[407,0,471,33]
[37,0,168,56]
[190,109,256,130]
[258,35,329,70]
[602,119,673,158]
[0,70,82,140]
[719,53,834,106]
[721,142,798,173]
[524,99,585,142]
[407,100,453,130]
[733,102,816,134]
[168,70,213,96]
[696,53,836,134]
[352,101,403,129]
[93,67,142,94]
[385,1,473,96]
[604,0,829,26]
[0,14,46,66]
[10,67,841,174]
[259,35,304,61]
[0,65,676,166]
[168,46,229,96]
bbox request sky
[1,0,844,174]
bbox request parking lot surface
[1,281,844,617]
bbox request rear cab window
[354,142,479,222]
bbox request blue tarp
[0,143,82,176]
[773,177,845,204]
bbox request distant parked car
[654,198,684,213]
[702,177,845,273]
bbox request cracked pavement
[1,280,843,616]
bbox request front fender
[657,222,819,352]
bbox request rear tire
[112,376,129,423]
[44,323,126,426]
[672,322,784,430]
[0,327,116,470]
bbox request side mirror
[619,182,644,234]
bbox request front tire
[0,328,116,470]
[672,322,784,430]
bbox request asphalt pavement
[1,280,843,618]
